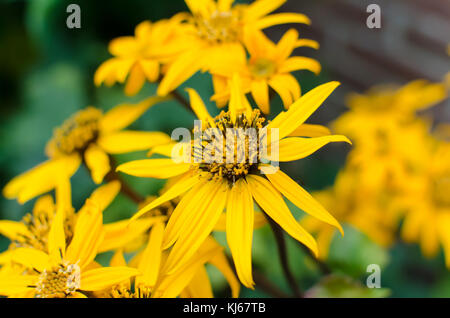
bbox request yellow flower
[3,96,171,204]
[102,232,239,298]
[210,28,320,113]
[97,185,240,297]
[333,80,447,191]
[302,166,400,260]
[157,0,312,96]
[334,80,447,145]
[0,180,121,260]
[116,80,350,288]
[400,139,450,267]
[0,198,139,298]
[95,16,189,96]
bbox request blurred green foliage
[0,0,448,298]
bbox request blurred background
[0,0,449,297]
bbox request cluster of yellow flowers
[302,80,450,264]
[0,0,350,298]
[0,0,447,298]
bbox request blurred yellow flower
[0,197,139,298]
[210,28,320,113]
[3,96,170,203]
[302,166,401,260]
[400,140,450,267]
[103,235,239,298]
[157,0,312,96]
[95,16,189,96]
[116,80,350,288]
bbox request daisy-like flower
[102,236,239,298]
[400,139,450,267]
[0,180,121,261]
[0,197,139,298]
[116,80,350,288]
[3,96,171,204]
[157,0,312,96]
[96,186,240,297]
[94,16,190,96]
[210,28,320,113]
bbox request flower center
[194,10,241,43]
[192,110,266,185]
[109,285,152,298]
[35,261,81,298]
[249,58,276,79]
[13,210,74,252]
[50,107,102,155]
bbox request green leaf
[305,274,390,298]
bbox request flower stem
[105,155,144,204]
[263,212,303,298]
[295,241,331,275]
[169,89,194,115]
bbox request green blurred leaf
[305,274,390,298]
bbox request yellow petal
[136,221,165,287]
[270,135,351,162]
[154,238,221,298]
[186,88,216,127]
[11,248,50,272]
[163,181,227,274]
[0,275,37,296]
[268,81,340,140]
[140,60,160,82]
[208,247,241,298]
[289,124,331,137]
[110,250,127,267]
[246,175,318,256]
[84,144,110,184]
[162,180,213,248]
[295,39,320,50]
[214,211,266,231]
[94,58,134,86]
[157,49,204,96]
[124,63,146,96]
[0,221,29,241]
[100,96,168,133]
[99,216,165,252]
[266,169,343,234]
[226,179,255,288]
[244,0,286,20]
[108,36,138,56]
[183,266,213,298]
[86,180,121,212]
[47,199,67,263]
[229,73,252,122]
[268,75,293,108]
[274,28,299,62]
[253,13,311,30]
[33,195,55,217]
[251,80,270,114]
[66,200,104,269]
[117,158,191,179]
[98,130,172,154]
[3,155,80,204]
[279,56,321,75]
[80,267,140,291]
[130,173,200,222]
